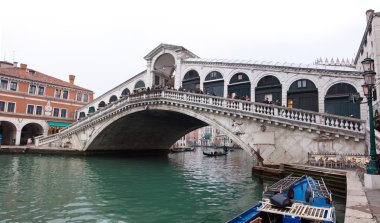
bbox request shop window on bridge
[109,95,118,103]
[228,73,250,100]
[79,112,86,119]
[325,83,360,119]
[182,70,200,92]
[287,79,318,112]
[204,71,224,97]
[255,75,281,104]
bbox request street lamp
[361,57,380,175]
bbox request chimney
[19,63,27,78]
[69,74,75,85]
[366,9,375,22]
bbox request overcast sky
[0,0,378,97]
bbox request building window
[7,102,15,113]
[27,105,34,115]
[38,86,45,95]
[62,90,69,99]
[76,92,82,101]
[61,109,67,118]
[36,106,43,115]
[0,80,8,90]
[0,101,5,111]
[54,89,61,98]
[83,94,88,102]
[10,82,17,91]
[53,108,60,117]
[29,85,37,94]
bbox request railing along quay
[35,89,366,147]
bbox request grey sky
[0,0,378,96]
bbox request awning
[47,121,71,127]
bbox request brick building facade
[0,61,93,145]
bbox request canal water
[0,149,345,223]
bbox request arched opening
[228,73,250,100]
[79,112,86,119]
[20,123,43,145]
[182,70,200,92]
[121,88,130,97]
[255,75,282,105]
[88,106,95,114]
[203,71,224,97]
[287,79,318,112]
[134,80,146,93]
[325,83,360,118]
[109,95,118,103]
[0,121,17,145]
[153,53,176,88]
[98,101,106,108]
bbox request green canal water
[0,149,345,223]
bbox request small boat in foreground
[227,174,336,223]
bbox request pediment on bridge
[144,43,199,61]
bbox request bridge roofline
[183,58,362,75]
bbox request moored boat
[202,146,228,157]
[227,174,336,223]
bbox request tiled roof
[0,67,92,92]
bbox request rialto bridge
[34,44,379,164]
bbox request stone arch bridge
[35,90,366,165]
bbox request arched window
[204,71,224,97]
[88,106,95,113]
[121,88,130,96]
[182,70,200,92]
[98,101,106,108]
[287,79,318,111]
[325,83,360,118]
[255,75,281,104]
[228,73,250,100]
[109,95,118,103]
[134,80,145,89]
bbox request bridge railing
[36,89,365,147]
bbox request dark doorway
[121,88,130,97]
[109,95,118,103]
[287,79,318,112]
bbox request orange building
[0,61,93,145]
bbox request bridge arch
[83,105,257,159]
[0,121,17,145]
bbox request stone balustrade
[35,89,366,147]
